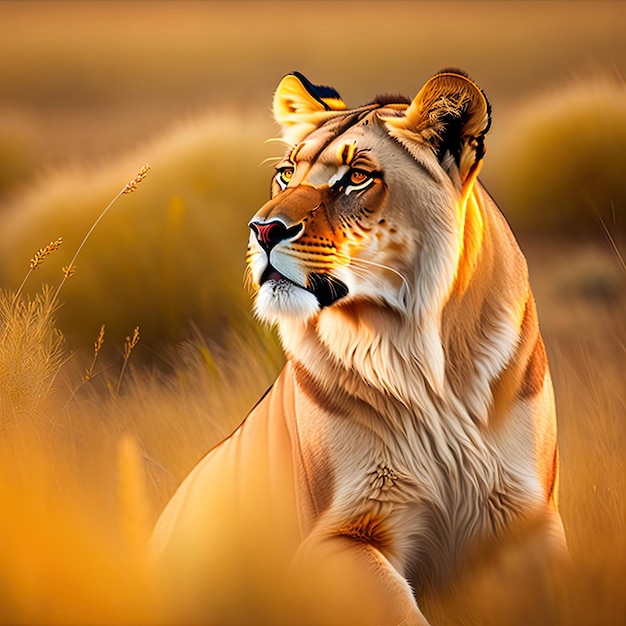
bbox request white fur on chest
[294,382,545,580]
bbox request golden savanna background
[0,1,624,624]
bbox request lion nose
[249,219,303,252]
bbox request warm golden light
[0,1,624,624]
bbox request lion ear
[273,72,347,144]
[383,69,491,185]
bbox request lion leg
[292,533,431,626]
[448,506,569,624]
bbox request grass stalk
[598,215,626,274]
[84,324,106,382]
[114,326,140,398]
[51,164,150,306]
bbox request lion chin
[253,277,320,324]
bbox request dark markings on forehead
[339,142,357,165]
[301,105,381,165]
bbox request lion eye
[278,167,294,185]
[349,170,369,185]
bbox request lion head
[246,70,492,397]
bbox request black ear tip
[289,71,343,107]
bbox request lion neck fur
[278,177,526,428]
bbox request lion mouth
[260,265,348,308]
[260,267,285,284]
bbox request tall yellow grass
[0,284,283,624]
[0,160,280,623]
[0,112,275,352]
[0,286,63,429]
[486,75,626,235]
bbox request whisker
[243,265,256,294]
[260,156,284,167]
[264,137,294,148]
[278,250,334,267]
[347,264,410,310]
[350,257,410,294]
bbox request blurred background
[0,2,624,624]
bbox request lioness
[151,70,567,625]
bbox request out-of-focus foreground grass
[0,2,625,624]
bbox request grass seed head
[83,324,106,382]
[94,324,106,355]
[123,164,151,194]
[123,326,140,361]
[30,238,63,270]
[62,264,77,279]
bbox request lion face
[248,113,454,327]
[247,71,490,330]
[248,119,421,324]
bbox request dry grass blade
[114,326,140,398]
[84,324,106,382]
[598,215,626,274]
[0,287,64,428]
[51,164,151,305]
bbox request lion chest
[292,394,534,580]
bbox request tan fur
[150,71,567,625]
